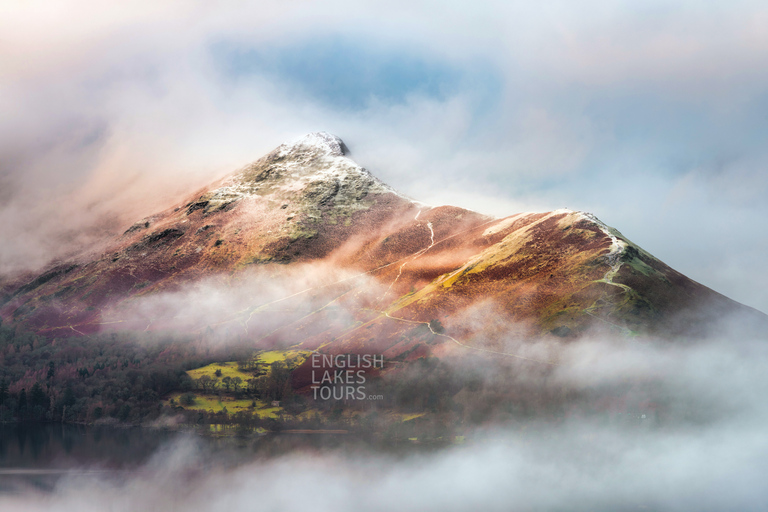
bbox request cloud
[2,7,766,510]
[98,261,387,348]
[0,0,765,313]
[2,332,768,511]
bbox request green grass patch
[186,361,251,380]
[165,392,282,418]
[186,349,310,381]
[254,405,282,419]
[625,256,656,277]
[254,349,311,367]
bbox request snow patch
[577,211,628,262]
[277,132,347,158]
[576,211,631,291]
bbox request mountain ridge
[1,133,765,353]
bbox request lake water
[0,423,434,496]
[0,423,181,493]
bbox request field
[165,392,282,419]
[185,349,312,381]
[174,349,313,420]
[254,349,311,366]
[186,361,251,380]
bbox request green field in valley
[165,392,282,418]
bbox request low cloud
[2,329,767,511]
[97,261,389,350]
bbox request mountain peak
[275,132,349,159]
[4,131,766,344]
[223,131,398,203]
[173,132,402,219]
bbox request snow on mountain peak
[279,132,348,158]
[189,131,405,216]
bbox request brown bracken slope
[2,133,765,364]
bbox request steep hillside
[2,133,765,358]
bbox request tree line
[0,322,249,424]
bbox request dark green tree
[17,388,27,418]
[266,361,290,402]
[232,376,242,394]
[198,375,214,393]
[62,386,76,407]
[29,382,48,408]
[0,378,7,407]
[29,382,49,420]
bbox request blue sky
[0,0,766,312]
[214,37,489,111]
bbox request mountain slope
[1,133,765,356]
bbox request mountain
[2,132,766,361]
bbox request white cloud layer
[2,333,767,511]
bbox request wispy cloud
[1,0,765,310]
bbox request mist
[2,2,767,508]
[98,260,389,350]
[1,1,766,311]
[2,326,767,511]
